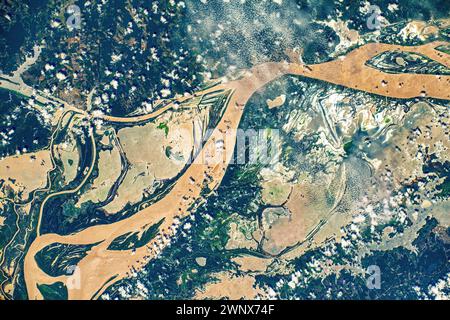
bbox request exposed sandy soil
[400,21,441,41]
[262,178,341,255]
[117,111,197,180]
[195,257,207,267]
[101,162,154,214]
[0,151,52,201]
[261,179,291,206]
[101,103,208,214]
[231,255,272,273]
[195,272,263,300]
[55,131,79,185]
[320,18,361,53]
[76,141,121,207]
[266,94,286,109]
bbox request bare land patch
[0,151,52,201]
[76,140,121,207]
[195,272,263,299]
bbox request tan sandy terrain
[76,142,121,207]
[231,255,272,273]
[262,177,343,256]
[266,94,286,109]
[261,179,291,205]
[101,103,209,214]
[400,21,441,41]
[320,19,361,53]
[0,151,52,201]
[195,272,263,299]
[101,162,154,214]
[117,112,195,180]
[55,132,80,185]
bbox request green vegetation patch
[366,51,450,75]
[157,122,169,137]
[435,44,450,55]
[37,282,68,300]
[343,140,354,154]
[35,242,101,277]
